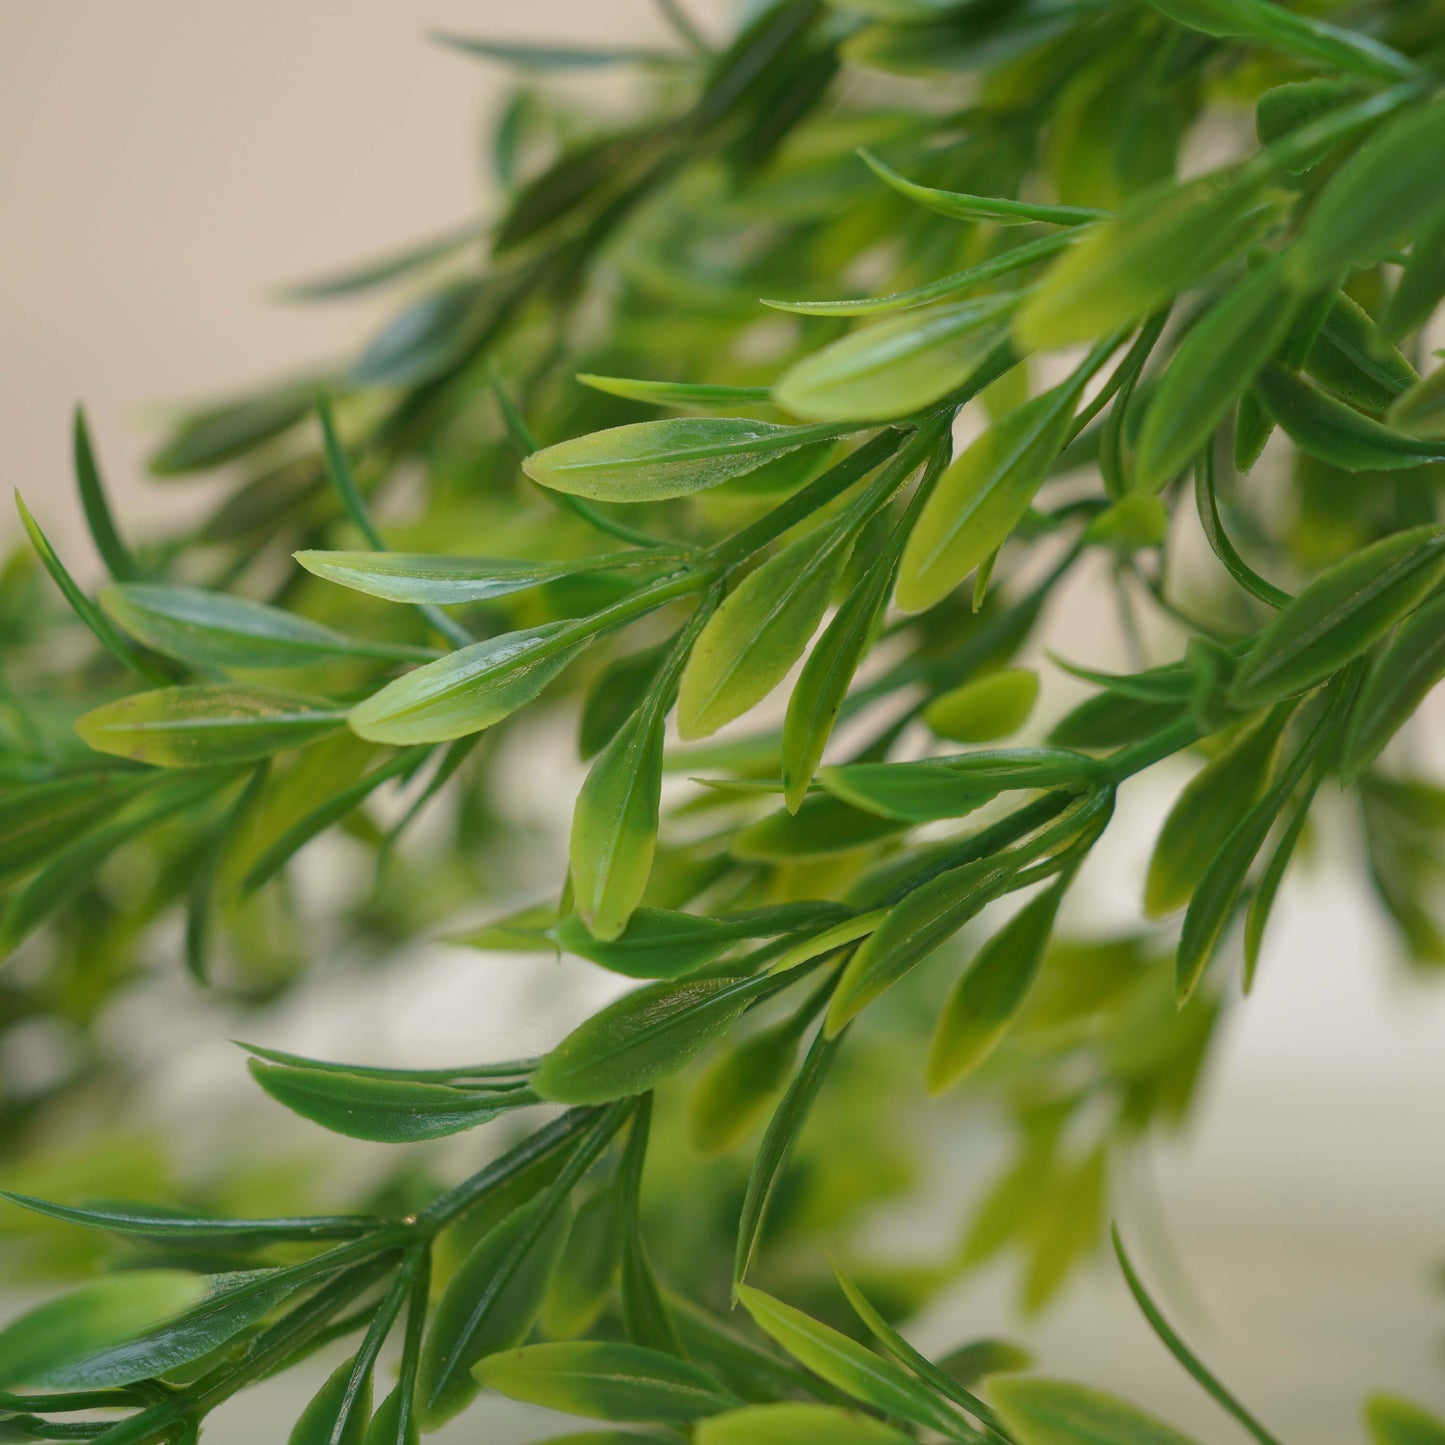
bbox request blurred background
[1,3,1443,1440]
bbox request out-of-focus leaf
[543,1183,622,1339]
[578,375,774,408]
[349,622,586,744]
[1365,1395,1445,1445]
[923,668,1039,743]
[697,1404,915,1444]
[1382,204,1445,339]
[0,771,154,886]
[277,217,486,302]
[248,1061,538,1142]
[732,794,908,859]
[1307,293,1417,412]
[990,1376,1201,1444]
[419,1202,571,1426]
[473,1342,739,1421]
[686,1018,801,1156]
[1389,366,1445,441]
[524,419,851,502]
[0,1273,204,1388]
[772,297,1014,422]
[1255,79,1373,167]
[859,151,1106,227]
[431,34,684,68]
[1230,528,1445,707]
[150,385,313,476]
[73,407,138,581]
[75,685,345,768]
[352,281,492,388]
[926,883,1062,1091]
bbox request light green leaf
[1366,1395,1445,1445]
[1145,714,1285,916]
[75,685,345,768]
[524,419,849,502]
[473,1342,739,1422]
[1230,527,1445,708]
[349,622,586,744]
[731,794,908,859]
[859,151,1106,228]
[926,884,1061,1091]
[1134,258,1298,493]
[100,583,430,669]
[419,1202,571,1427]
[990,1377,1201,1445]
[697,1404,915,1445]
[734,1287,967,1439]
[772,298,1014,422]
[534,972,778,1104]
[248,1061,537,1142]
[0,1272,204,1388]
[1016,173,1282,349]
[923,669,1039,743]
[296,549,663,605]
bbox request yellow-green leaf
[922,668,1039,743]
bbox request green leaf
[1256,79,1373,169]
[0,1272,204,1388]
[291,1355,373,1445]
[73,407,138,581]
[0,1192,382,1245]
[100,583,430,669]
[686,1019,801,1156]
[697,1404,916,1445]
[896,373,1089,612]
[1254,364,1445,471]
[1134,258,1298,493]
[1341,589,1445,779]
[1230,527,1445,708]
[295,549,664,605]
[75,685,345,768]
[431,34,683,68]
[473,1342,739,1422]
[732,794,908,859]
[1143,0,1414,79]
[248,1061,537,1142]
[923,669,1039,743]
[734,1287,968,1439]
[1145,714,1286,916]
[419,1201,571,1426]
[556,905,835,980]
[535,972,779,1104]
[578,375,775,408]
[524,419,850,502]
[772,298,1014,423]
[1049,693,1187,749]
[277,216,486,303]
[0,771,154,886]
[349,622,586,744]
[1307,293,1418,412]
[1382,204,1445,339]
[1284,96,1445,293]
[351,281,491,388]
[990,1377,1201,1445]
[1389,365,1445,441]
[679,522,857,740]
[926,883,1062,1092]
[858,151,1106,227]
[150,384,313,476]
[1366,1396,1445,1445]
[1016,173,1282,349]
[542,1183,623,1338]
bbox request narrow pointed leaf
[686,1021,800,1156]
[990,1377,1201,1445]
[577,375,774,408]
[290,1355,373,1445]
[1388,365,1445,441]
[150,386,313,476]
[859,151,1105,227]
[73,408,138,581]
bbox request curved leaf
[990,1377,1200,1445]
[922,669,1039,743]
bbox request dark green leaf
[150,385,313,476]
[1382,203,1445,339]
[859,151,1105,228]
[1388,365,1445,441]
[351,281,491,388]
[73,407,138,581]
[0,771,154,886]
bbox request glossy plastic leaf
[1366,1396,1445,1445]
[1230,528,1445,708]
[296,549,659,605]
[578,375,774,408]
[679,522,855,740]
[1255,365,1445,470]
[419,1201,571,1426]
[248,1061,537,1142]
[1341,589,1445,779]
[926,884,1062,1091]
[0,1272,204,1388]
[1134,259,1297,493]
[349,622,586,744]
[772,297,1014,422]
[100,584,429,669]
[535,972,778,1104]
[473,1342,739,1422]
[859,151,1105,228]
[1285,97,1445,292]
[990,1377,1200,1445]
[291,1355,373,1445]
[734,1287,968,1439]
[923,669,1039,743]
[524,419,847,502]
[697,1404,915,1445]
[1016,173,1281,349]
[1145,715,1284,916]
[75,685,345,767]
[896,375,1086,611]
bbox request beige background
[3,4,1445,1441]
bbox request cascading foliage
[2,0,1445,1440]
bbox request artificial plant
[2,0,1444,1440]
